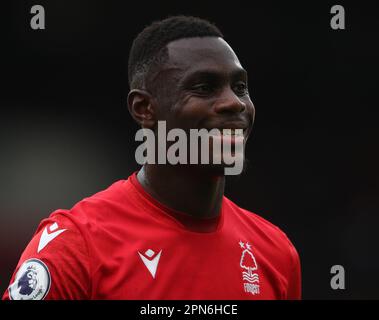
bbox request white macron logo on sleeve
[138,249,162,279]
[38,222,67,253]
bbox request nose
[213,87,246,114]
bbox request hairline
[130,35,224,91]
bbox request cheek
[251,105,256,121]
[169,96,195,123]
[154,95,176,121]
[245,99,255,120]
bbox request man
[3,16,301,300]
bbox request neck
[137,164,225,218]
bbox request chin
[192,161,247,177]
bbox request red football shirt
[3,172,301,300]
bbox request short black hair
[128,15,223,90]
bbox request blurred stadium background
[1,1,379,299]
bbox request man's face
[152,37,255,173]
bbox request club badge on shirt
[8,258,51,300]
[239,240,260,295]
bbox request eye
[233,82,249,96]
[191,83,214,95]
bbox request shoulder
[3,180,128,300]
[50,179,129,228]
[224,197,301,298]
[3,212,91,300]
[224,197,286,236]
[224,197,300,263]
[69,179,128,215]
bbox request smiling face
[129,36,255,175]
[152,37,255,174]
[153,37,255,137]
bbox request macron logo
[37,222,66,253]
[138,249,162,279]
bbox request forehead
[166,37,244,76]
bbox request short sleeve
[286,243,302,300]
[2,213,91,300]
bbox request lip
[209,132,245,140]
[205,127,249,139]
[204,120,250,137]
[215,121,249,130]
[207,130,246,148]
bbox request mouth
[206,127,248,140]
[219,128,245,137]
[206,128,247,148]
[204,119,250,138]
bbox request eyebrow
[179,67,248,86]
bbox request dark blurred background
[1,1,378,299]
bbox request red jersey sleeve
[286,239,302,300]
[2,212,91,300]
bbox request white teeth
[223,129,232,136]
[235,129,244,137]
[222,129,244,137]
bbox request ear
[127,89,156,129]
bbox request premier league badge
[8,258,51,300]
